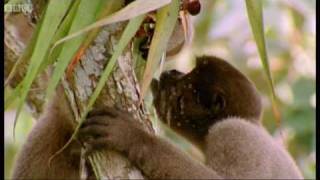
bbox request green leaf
[85,15,145,120]
[245,0,281,123]
[52,0,171,47]
[6,0,78,111]
[5,83,23,110]
[81,15,145,178]
[13,0,73,135]
[140,0,180,99]
[6,0,78,89]
[4,10,44,87]
[45,0,105,99]
[43,0,81,68]
[245,0,276,98]
[64,0,125,67]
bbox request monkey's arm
[79,108,222,179]
[12,92,81,179]
[205,118,303,179]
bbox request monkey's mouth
[151,77,182,126]
[151,69,186,96]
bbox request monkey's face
[151,56,262,145]
[151,68,226,143]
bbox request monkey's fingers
[78,124,109,139]
[81,116,113,128]
[83,137,111,156]
[87,106,120,118]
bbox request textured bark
[65,23,153,179]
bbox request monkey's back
[205,118,303,179]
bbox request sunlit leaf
[52,0,171,48]
[140,0,180,100]
[245,0,280,121]
[83,16,145,177]
[5,83,22,110]
[13,0,73,136]
[43,0,81,68]
[84,15,145,121]
[4,11,43,87]
[45,0,108,99]
[245,0,275,97]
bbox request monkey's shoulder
[206,117,303,179]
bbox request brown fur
[12,85,82,179]
[79,56,303,179]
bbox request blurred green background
[5,0,315,179]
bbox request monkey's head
[151,56,262,147]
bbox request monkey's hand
[78,107,221,179]
[78,107,148,155]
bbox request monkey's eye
[196,89,211,108]
[196,89,225,112]
[211,94,226,113]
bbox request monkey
[78,56,304,179]
[11,56,303,179]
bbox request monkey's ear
[211,93,226,113]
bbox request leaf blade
[13,0,73,134]
[45,0,106,99]
[245,0,275,97]
[86,15,146,120]
[245,0,281,122]
[52,0,172,48]
[140,0,180,100]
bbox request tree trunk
[64,23,153,179]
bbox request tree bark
[64,23,153,179]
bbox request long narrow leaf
[13,0,73,135]
[4,10,44,87]
[42,0,81,68]
[5,83,23,110]
[45,0,105,99]
[85,15,145,120]
[245,0,275,97]
[6,0,78,110]
[140,0,180,99]
[66,0,125,71]
[245,0,280,121]
[52,0,171,48]
[84,16,145,178]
